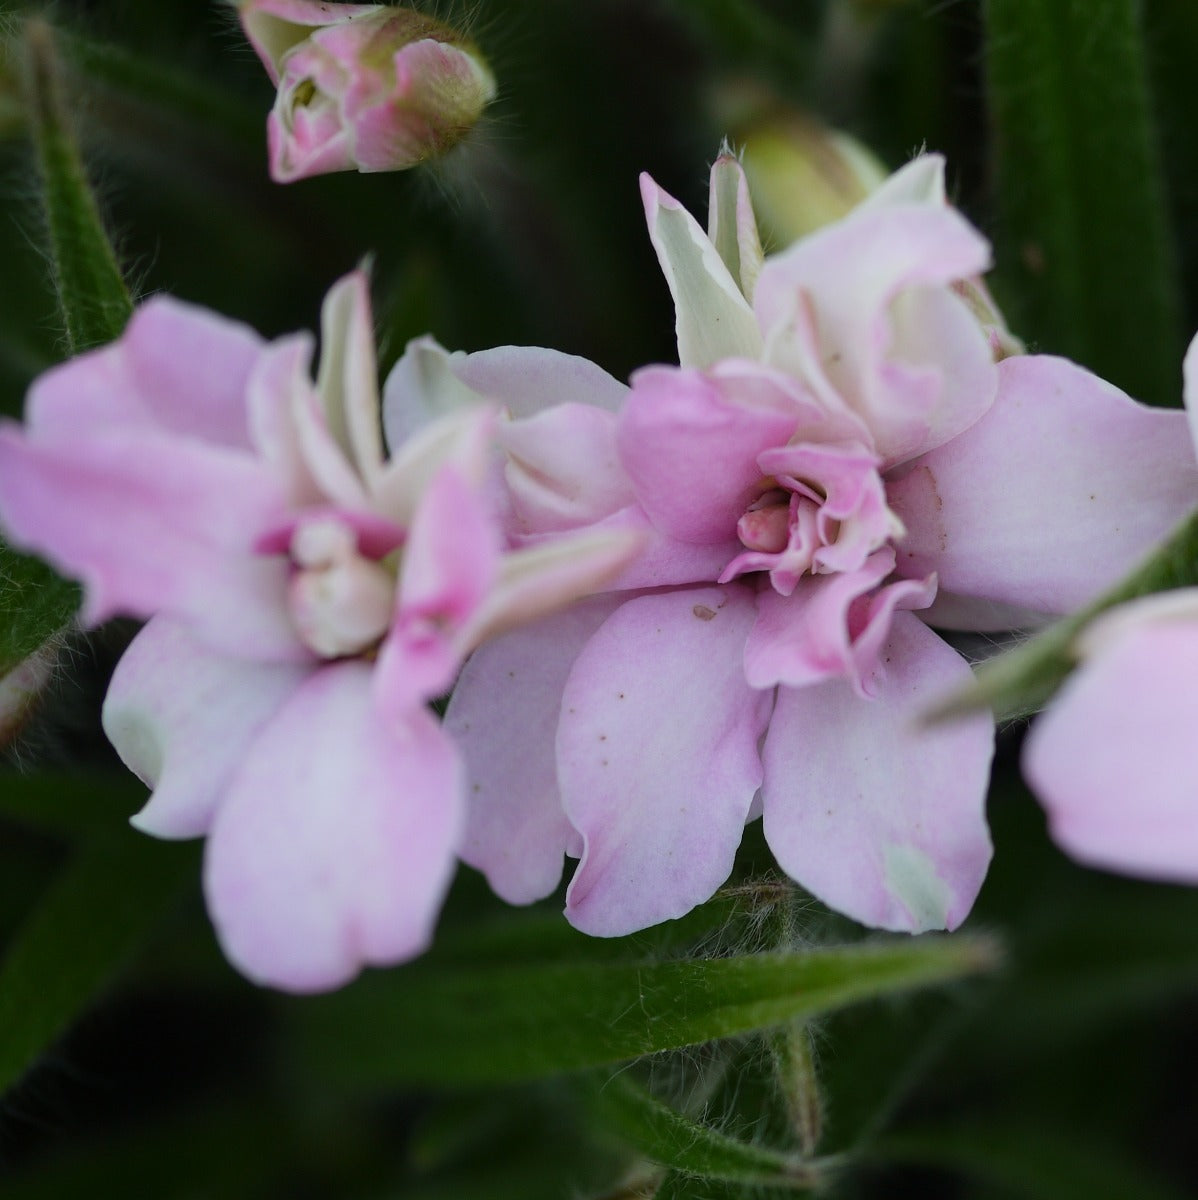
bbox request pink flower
[1022,332,1198,881]
[239,0,496,183]
[0,273,637,991]
[412,154,1198,938]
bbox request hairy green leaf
[22,17,132,354]
[293,933,998,1086]
[584,1071,830,1190]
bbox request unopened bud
[716,86,887,248]
[239,1,496,183]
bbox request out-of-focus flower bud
[238,0,496,183]
[716,86,887,248]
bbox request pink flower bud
[239,1,496,183]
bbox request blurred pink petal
[105,617,311,839]
[445,598,622,903]
[1024,590,1198,882]
[205,661,463,991]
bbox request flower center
[287,516,395,658]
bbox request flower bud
[715,85,888,248]
[239,1,496,183]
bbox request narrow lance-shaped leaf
[291,933,998,1087]
[0,829,197,1099]
[581,1070,830,1192]
[984,0,1181,408]
[22,17,132,354]
[929,505,1198,722]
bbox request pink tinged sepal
[457,527,646,652]
[351,38,495,172]
[617,363,801,543]
[316,271,385,486]
[707,152,765,303]
[104,617,310,840]
[762,611,994,933]
[1023,591,1198,882]
[744,547,935,697]
[641,173,764,368]
[857,153,946,212]
[446,597,622,904]
[558,586,773,936]
[754,202,996,467]
[887,354,1198,630]
[204,660,464,993]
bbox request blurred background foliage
[1,0,1198,1196]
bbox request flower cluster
[1,150,1194,990]
[0,273,636,991]
[408,153,1196,937]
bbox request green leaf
[583,1071,829,1191]
[0,543,77,679]
[871,1123,1190,1200]
[928,504,1198,722]
[22,17,132,354]
[983,0,1181,407]
[292,933,998,1087]
[0,828,197,1098]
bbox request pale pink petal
[103,617,310,839]
[762,611,994,932]
[755,204,995,465]
[27,297,262,450]
[0,425,305,659]
[380,336,489,449]
[268,104,355,183]
[618,363,801,543]
[888,355,1198,629]
[240,0,381,82]
[452,344,629,419]
[374,464,501,713]
[204,661,463,992]
[559,586,772,936]
[498,403,636,534]
[744,548,935,696]
[641,173,763,368]
[1024,611,1198,881]
[446,597,622,903]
